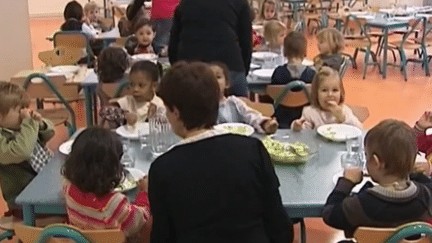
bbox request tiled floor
[2,17,431,242]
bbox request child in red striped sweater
[62,127,150,241]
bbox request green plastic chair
[354,222,432,243]
[23,73,77,136]
[266,80,310,110]
[387,17,430,81]
[343,14,381,79]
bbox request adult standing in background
[168,0,253,97]
[151,0,180,55]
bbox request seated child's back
[0,82,54,209]
[63,127,150,239]
[314,28,345,72]
[323,119,432,237]
[271,31,316,128]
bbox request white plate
[252,69,275,80]
[333,171,376,193]
[252,52,279,60]
[214,123,255,136]
[116,123,149,140]
[132,53,158,61]
[426,128,432,136]
[317,124,362,142]
[50,65,80,74]
[250,63,260,70]
[59,140,74,155]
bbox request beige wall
[0,0,33,81]
[368,0,423,7]
[28,0,104,17]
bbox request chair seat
[0,216,22,231]
[345,39,371,48]
[389,40,422,50]
[37,108,70,126]
[305,13,321,20]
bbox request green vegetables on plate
[262,137,310,164]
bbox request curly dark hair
[97,47,130,83]
[62,127,124,197]
[157,61,219,130]
[130,60,160,83]
[64,1,83,21]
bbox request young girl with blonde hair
[263,20,287,54]
[314,28,345,71]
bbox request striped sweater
[63,182,151,238]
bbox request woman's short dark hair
[62,127,124,197]
[157,61,220,130]
[97,47,129,83]
[130,60,160,83]
[64,1,84,21]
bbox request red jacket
[151,0,180,20]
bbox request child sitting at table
[413,111,432,176]
[0,82,55,213]
[322,119,432,239]
[61,1,96,39]
[263,20,287,54]
[271,31,316,128]
[210,62,278,134]
[96,46,130,107]
[313,28,345,71]
[258,0,279,24]
[83,1,111,34]
[125,18,156,56]
[100,60,165,129]
[291,66,361,131]
[62,127,150,241]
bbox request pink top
[151,0,180,20]
[291,105,362,130]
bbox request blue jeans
[228,71,249,97]
[153,18,173,51]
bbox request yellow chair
[238,97,275,117]
[15,223,125,243]
[266,81,311,108]
[347,104,370,123]
[38,46,86,67]
[353,222,432,243]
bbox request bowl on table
[263,134,318,165]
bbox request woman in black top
[148,61,293,243]
[168,0,253,97]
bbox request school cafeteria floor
[1,17,432,242]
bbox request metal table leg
[300,218,306,243]
[84,86,94,127]
[23,205,35,226]
[382,27,389,78]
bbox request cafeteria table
[16,129,348,243]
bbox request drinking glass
[341,152,362,170]
[120,139,135,168]
[149,114,173,158]
[138,124,149,150]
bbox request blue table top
[16,129,347,218]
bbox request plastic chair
[266,80,311,109]
[339,55,351,79]
[53,31,94,65]
[388,17,430,81]
[15,223,125,243]
[354,222,432,243]
[38,46,86,67]
[343,14,381,79]
[10,73,77,136]
[347,104,370,123]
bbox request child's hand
[417,111,432,130]
[414,161,431,176]
[262,118,278,134]
[137,176,148,192]
[125,112,138,126]
[327,101,345,123]
[147,103,157,120]
[20,108,31,120]
[344,167,363,184]
[30,110,42,122]
[292,118,306,131]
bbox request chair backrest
[266,81,311,108]
[354,222,432,243]
[53,31,94,63]
[347,104,370,123]
[10,73,77,133]
[15,223,125,243]
[339,55,351,79]
[238,97,275,117]
[401,17,425,47]
[38,46,86,66]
